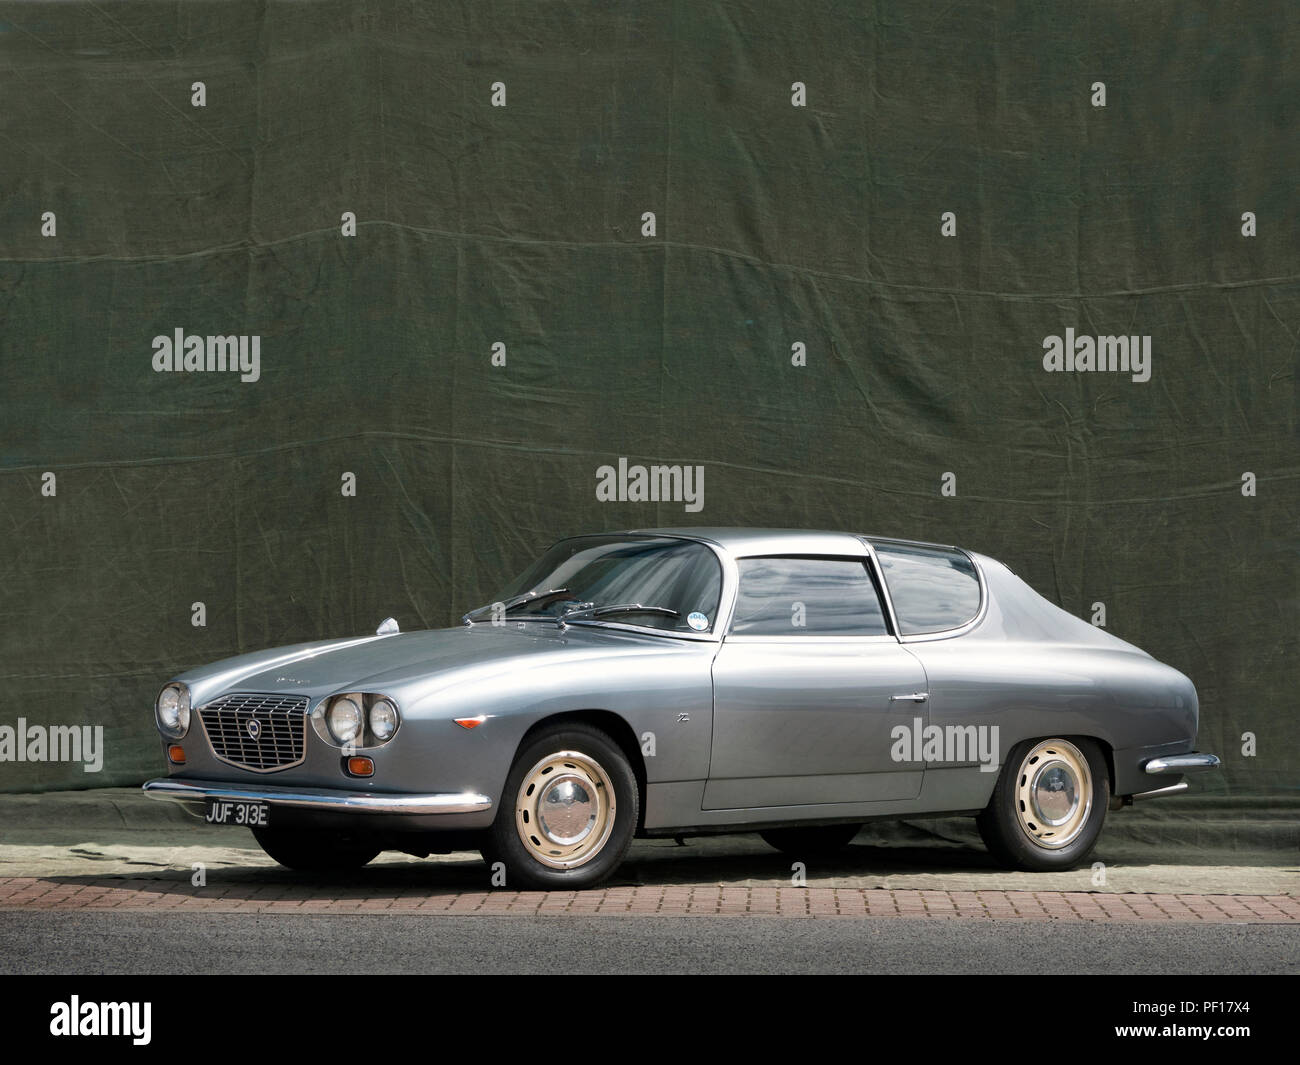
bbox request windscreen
[491,536,722,634]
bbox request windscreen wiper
[556,603,680,629]
[462,588,575,625]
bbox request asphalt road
[3,911,1297,975]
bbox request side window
[872,542,981,634]
[730,557,889,636]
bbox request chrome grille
[199,693,309,772]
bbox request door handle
[890,692,929,702]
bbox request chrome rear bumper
[143,778,492,815]
[1109,752,1221,809]
[1144,753,1221,775]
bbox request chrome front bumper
[143,778,493,815]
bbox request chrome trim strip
[1144,753,1221,775]
[711,541,741,637]
[1129,782,1190,801]
[142,779,493,815]
[860,538,903,639]
[723,633,900,645]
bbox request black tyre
[251,827,381,872]
[481,723,638,891]
[759,823,861,856]
[976,736,1109,871]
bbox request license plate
[204,798,270,827]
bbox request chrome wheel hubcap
[1014,739,1092,849]
[515,751,615,869]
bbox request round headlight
[156,683,190,738]
[369,698,398,741]
[327,694,363,745]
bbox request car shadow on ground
[28,830,1297,900]
[29,843,998,897]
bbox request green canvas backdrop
[0,3,1295,812]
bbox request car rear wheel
[481,724,638,890]
[759,823,861,856]
[250,827,381,872]
[977,736,1108,871]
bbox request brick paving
[0,876,1295,921]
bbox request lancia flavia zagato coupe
[145,529,1219,888]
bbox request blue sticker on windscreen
[687,611,709,631]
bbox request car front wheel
[482,724,638,890]
[977,736,1108,871]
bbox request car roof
[626,527,966,557]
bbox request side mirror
[376,617,400,636]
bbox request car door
[703,554,929,810]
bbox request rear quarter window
[872,542,982,635]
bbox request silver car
[144,528,1220,889]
